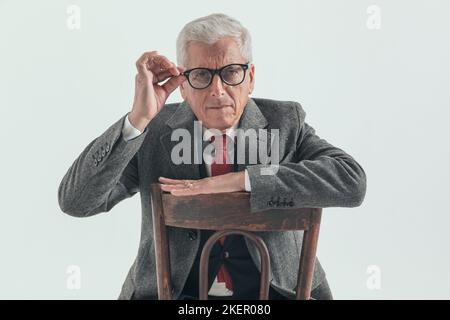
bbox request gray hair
[176,13,253,67]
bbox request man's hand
[159,172,246,196]
[128,51,186,132]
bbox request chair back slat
[162,191,317,231]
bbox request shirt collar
[202,122,238,142]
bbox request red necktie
[210,134,233,292]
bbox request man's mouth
[207,105,232,109]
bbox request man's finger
[159,177,191,185]
[136,51,158,74]
[153,70,173,83]
[170,187,203,197]
[162,75,186,95]
[148,55,179,76]
[154,66,187,84]
[159,176,180,184]
[160,184,189,192]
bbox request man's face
[179,37,255,131]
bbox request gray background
[1,0,449,299]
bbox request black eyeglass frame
[182,62,250,89]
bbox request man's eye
[224,67,240,75]
[194,70,209,78]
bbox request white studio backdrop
[0,0,449,299]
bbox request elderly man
[58,13,366,300]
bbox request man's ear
[180,80,187,100]
[248,64,255,94]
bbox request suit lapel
[159,100,202,180]
[235,98,272,172]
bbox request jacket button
[101,149,106,157]
[94,159,98,166]
[188,231,197,240]
[105,143,110,152]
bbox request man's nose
[209,74,225,97]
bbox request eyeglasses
[182,62,250,89]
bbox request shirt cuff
[244,169,252,192]
[122,113,143,141]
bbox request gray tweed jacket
[58,97,366,299]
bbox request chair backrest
[150,183,322,300]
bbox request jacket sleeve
[246,105,367,212]
[57,113,148,217]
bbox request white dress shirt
[122,113,251,191]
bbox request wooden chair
[150,183,322,300]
